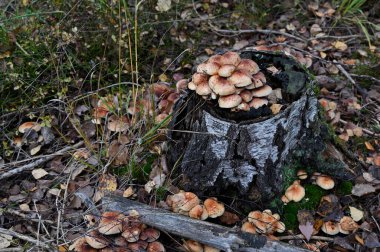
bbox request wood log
[103,195,309,252]
[167,50,352,204]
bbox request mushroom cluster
[242,209,285,235]
[17,121,55,155]
[166,191,225,220]
[188,51,273,111]
[321,216,359,236]
[70,211,165,252]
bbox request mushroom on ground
[220,51,241,66]
[316,175,335,190]
[228,70,252,87]
[209,75,236,96]
[249,98,268,109]
[19,122,42,133]
[241,221,257,234]
[183,240,203,252]
[297,170,308,180]
[204,198,225,218]
[218,64,236,77]
[189,205,209,220]
[252,85,272,97]
[236,59,260,75]
[321,221,340,235]
[98,211,125,235]
[285,180,305,202]
[339,216,359,234]
[85,230,109,249]
[179,192,200,212]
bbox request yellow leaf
[159,73,168,82]
[270,104,283,115]
[333,41,348,51]
[98,174,117,192]
[364,141,375,151]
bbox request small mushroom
[204,198,225,218]
[297,170,308,180]
[179,192,200,212]
[218,64,236,77]
[251,85,272,97]
[98,211,125,235]
[140,228,160,242]
[85,230,109,249]
[204,245,220,252]
[192,73,209,85]
[239,90,253,103]
[196,81,213,96]
[218,94,242,109]
[153,83,172,98]
[248,211,267,233]
[252,72,266,87]
[189,205,208,220]
[227,70,252,87]
[248,98,268,109]
[209,75,236,96]
[107,115,129,132]
[237,102,250,111]
[176,79,188,92]
[128,240,149,251]
[284,180,305,202]
[19,122,41,133]
[321,221,340,235]
[220,51,241,66]
[316,175,335,190]
[188,81,197,90]
[183,240,203,252]
[339,216,358,234]
[147,241,166,252]
[236,59,260,75]
[241,222,257,234]
[197,62,220,75]
[122,226,142,242]
[208,55,223,64]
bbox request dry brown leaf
[365,141,375,151]
[270,104,283,115]
[349,206,363,222]
[30,145,41,156]
[19,203,30,211]
[123,186,134,198]
[98,174,117,192]
[333,41,348,51]
[32,168,48,179]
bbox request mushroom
[92,107,108,124]
[208,54,223,64]
[147,241,166,252]
[220,51,241,66]
[248,98,268,109]
[183,240,203,252]
[128,241,149,251]
[316,175,335,190]
[85,230,109,249]
[122,226,142,242]
[140,228,160,242]
[189,205,208,220]
[241,222,257,234]
[114,236,128,247]
[176,79,188,92]
[192,73,209,85]
[284,180,305,202]
[227,70,252,87]
[236,59,260,75]
[153,83,172,98]
[297,170,308,180]
[178,192,200,212]
[239,90,253,103]
[237,102,250,111]
[321,221,340,235]
[197,62,220,75]
[281,195,290,204]
[155,113,169,124]
[204,198,225,218]
[218,94,242,109]
[209,75,236,96]
[204,245,220,252]
[252,72,266,88]
[98,212,125,235]
[107,115,129,132]
[196,81,213,96]
[19,122,42,133]
[69,237,98,252]
[188,82,197,90]
[251,85,272,97]
[339,216,358,234]
[248,211,267,233]
[218,64,236,77]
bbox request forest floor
[0,1,380,251]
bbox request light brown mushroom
[220,51,241,66]
[248,98,268,109]
[248,211,267,233]
[153,83,172,98]
[19,122,42,133]
[204,245,220,252]
[281,195,290,204]
[155,113,169,124]
[140,228,160,242]
[192,73,209,85]
[69,237,98,252]
[251,85,272,97]
[239,90,253,103]
[196,81,213,96]
[122,226,142,242]
[241,221,257,234]
[147,241,166,252]
[252,72,266,88]
[237,102,250,111]
[176,79,188,92]
[284,180,305,202]
[179,192,200,212]
[183,240,203,252]
[85,230,109,249]
[197,62,220,75]
[128,241,149,251]
[209,75,236,96]
[227,70,252,87]
[218,94,242,109]
[339,216,359,234]
[98,211,125,235]
[316,175,335,190]
[204,198,225,218]
[107,115,129,132]
[208,55,223,64]
[218,64,236,77]
[188,81,197,90]
[297,170,308,180]
[321,221,340,235]
[236,59,260,75]
[189,204,208,220]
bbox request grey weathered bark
[103,195,309,252]
[167,50,350,204]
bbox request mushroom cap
[114,236,128,247]
[321,221,340,235]
[339,216,358,233]
[227,70,252,87]
[98,212,125,235]
[188,81,197,90]
[167,192,186,213]
[147,241,165,252]
[239,90,253,103]
[167,92,179,103]
[140,228,160,242]
[248,98,268,109]
[248,211,267,233]
[204,198,225,218]
[236,59,260,75]
[241,221,257,234]
[107,115,129,132]
[121,226,142,242]
[184,240,203,252]
[197,62,220,75]
[195,81,212,96]
[251,85,272,97]
[316,175,335,190]
[252,72,266,87]
[153,83,172,98]
[273,221,286,233]
[220,51,241,66]
[155,113,169,124]
[297,170,308,180]
[179,192,200,212]
[192,73,209,85]
[281,195,290,204]
[85,230,109,249]
[69,237,98,252]
[208,55,223,64]
[204,245,220,252]
[19,122,41,133]
[244,83,257,90]
[285,180,305,202]
[218,94,242,109]
[237,102,250,111]
[176,79,188,92]
[209,75,236,96]
[128,241,149,251]
[92,107,109,119]
[218,64,236,77]
[189,204,208,220]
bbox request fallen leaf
[19,203,30,211]
[155,0,171,12]
[351,183,376,197]
[299,221,314,241]
[144,180,155,193]
[98,174,117,192]
[349,206,364,221]
[333,41,348,51]
[365,142,375,151]
[270,104,283,114]
[30,145,42,155]
[32,168,48,179]
[0,233,12,249]
[123,186,134,198]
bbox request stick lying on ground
[103,195,309,252]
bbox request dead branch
[0,141,84,181]
[0,227,51,250]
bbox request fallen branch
[103,195,309,252]
[0,228,51,250]
[0,141,84,180]
[211,28,307,43]
[334,61,368,99]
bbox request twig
[334,60,368,99]
[0,228,51,249]
[278,234,334,242]
[0,141,84,180]
[211,28,307,43]
[351,74,380,85]
[307,34,362,41]
[339,119,380,137]
[0,248,24,252]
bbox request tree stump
[167,50,351,205]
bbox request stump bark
[167,50,351,204]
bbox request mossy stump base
[167,50,350,206]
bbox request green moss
[282,184,325,230]
[336,181,353,196]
